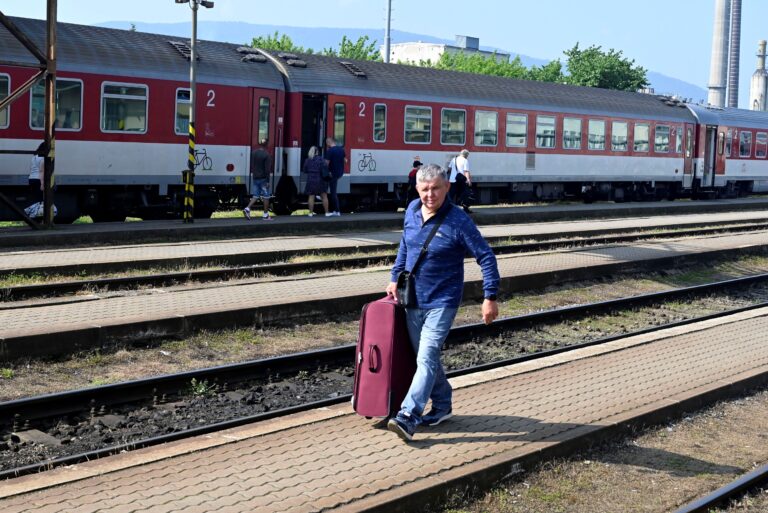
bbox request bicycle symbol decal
[194,148,213,171]
[357,153,376,172]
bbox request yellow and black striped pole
[183,121,195,223]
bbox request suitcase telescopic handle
[368,345,381,372]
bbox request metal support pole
[183,1,199,223]
[384,0,392,63]
[43,0,57,227]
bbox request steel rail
[4,222,768,302]
[3,274,768,479]
[673,463,768,513]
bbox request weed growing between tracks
[440,388,768,513]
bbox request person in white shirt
[449,149,473,213]
[28,142,47,204]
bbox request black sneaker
[422,407,453,427]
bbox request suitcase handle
[368,345,381,372]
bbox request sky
[5,0,768,108]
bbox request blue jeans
[329,176,340,212]
[400,307,457,421]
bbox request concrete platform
[2,230,768,360]
[1,305,767,512]
[3,209,768,275]
[2,198,768,249]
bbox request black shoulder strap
[408,208,449,273]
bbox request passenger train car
[2,16,768,221]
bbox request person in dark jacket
[406,160,422,206]
[325,137,345,216]
[303,146,330,216]
[385,163,500,441]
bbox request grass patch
[0,368,14,379]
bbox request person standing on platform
[325,137,345,217]
[385,163,500,441]
[243,139,273,221]
[302,146,330,216]
[406,159,422,206]
[28,141,47,205]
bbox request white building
[383,35,510,65]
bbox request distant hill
[99,20,707,102]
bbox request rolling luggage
[352,296,416,418]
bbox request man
[385,163,500,441]
[449,149,473,213]
[325,137,345,217]
[243,139,273,221]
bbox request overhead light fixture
[201,0,214,7]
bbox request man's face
[416,177,449,213]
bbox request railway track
[673,463,768,513]
[4,221,768,302]
[3,272,768,479]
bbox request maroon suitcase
[352,296,416,418]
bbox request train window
[686,127,693,158]
[536,115,556,148]
[633,124,650,152]
[333,103,346,146]
[563,118,581,150]
[740,131,753,158]
[0,74,8,129]
[505,113,527,147]
[562,117,581,150]
[757,133,767,158]
[441,108,465,145]
[405,106,432,144]
[675,126,683,153]
[258,97,270,143]
[175,89,190,135]
[475,110,498,146]
[725,129,733,156]
[30,78,83,131]
[611,121,628,151]
[373,104,386,142]
[718,132,725,155]
[587,120,605,150]
[654,125,670,153]
[101,82,147,133]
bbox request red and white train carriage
[3,17,768,222]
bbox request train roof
[686,103,768,130]
[0,17,285,90]
[260,50,696,123]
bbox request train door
[701,125,717,188]
[326,95,348,172]
[251,90,277,156]
[301,94,327,167]
[683,124,693,177]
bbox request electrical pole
[43,0,57,227]
[384,0,392,63]
[176,0,214,223]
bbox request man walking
[449,149,473,213]
[243,139,273,220]
[325,137,345,216]
[385,163,499,441]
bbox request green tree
[563,43,648,91]
[435,52,529,79]
[250,31,312,54]
[323,35,381,61]
[527,60,565,83]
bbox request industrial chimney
[727,0,742,108]
[750,40,768,111]
[708,0,730,108]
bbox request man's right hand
[386,281,398,302]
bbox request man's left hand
[482,299,498,324]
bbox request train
[3,16,768,222]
